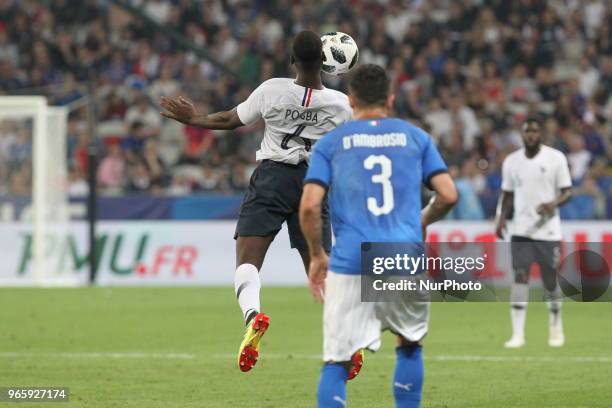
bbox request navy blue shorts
[234,160,331,252]
[510,235,560,290]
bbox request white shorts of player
[323,271,430,362]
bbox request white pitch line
[430,355,612,363]
[211,353,612,363]
[0,352,196,360]
[1,352,611,364]
[213,353,321,360]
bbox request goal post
[0,96,83,286]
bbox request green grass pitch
[1,287,611,407]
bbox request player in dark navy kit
[160,31,352,372]
[300,64,457,408]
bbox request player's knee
[236,254,264,270]
[396,343,423,360]
[235,236,273,269]
[513,268,529,284]
[540,269,559,292]
[396,336,421,348]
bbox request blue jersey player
[299,65,457,408]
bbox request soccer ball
[321,32,359,76]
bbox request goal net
[0,96,84,286]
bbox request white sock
[510,305,527,339]
[234,263,261,324]
[547,300,562,329]
[510,283,529,339]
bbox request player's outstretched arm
[496,191,514,239]
[421,173,458,237]
[159,96,243,130]
[299,183,329,303]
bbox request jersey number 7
[364,155,394,216]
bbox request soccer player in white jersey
[160,31,352,372]
[496,117,572,348]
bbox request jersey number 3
[363,155,394,216]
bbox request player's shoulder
[504,148,524,164]
[321,117,428,144]
[257,77,294,90]
[395,118,429,138]
[320,86,348,101]
[327,117,424,135]
[383,118,433,149]
[541,145,567,161]
[260,77,295,87]
[317,87,350,112]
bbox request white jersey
[501,145,572,241]
[236,78,352,164]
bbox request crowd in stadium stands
[0,0,610,219]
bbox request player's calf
[546,293,564,347]
[505,281,528,348]
[393,344,424,408]
[317,363,348,408]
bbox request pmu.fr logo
[16,232,199,278]
[136,245,198,277]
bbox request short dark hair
[348,64,390,107]
[292,31,323,70]
[523,115,542,129]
